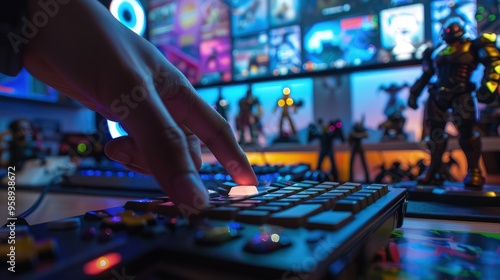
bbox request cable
[2,181,53,228]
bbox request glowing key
[83,252,122,275]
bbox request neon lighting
[109,0,146,36]
[486,81,498,93]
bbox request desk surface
[1,188,498,279]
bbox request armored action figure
[378,82,410,141]
[408,19,500,189]
[236,86,262,145]
[308,118,344,181]
[349,117,370,182]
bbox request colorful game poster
[305,0,377,19]
[431,0,477,46]
[199,38,232,84]
[148,0,202,84]
[231,0,269,37]
[199,0,232,85]
[148,0,177,38]
[269,0,300,27]
[380,3,426,61]
[269,25,301,76]
[233,33,270,81]
[303,15,378,71]
[369,228,500,280]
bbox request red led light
[336,122,342,128]
[83,252,122,275]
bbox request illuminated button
[121,216,147,232]
[48,217,81,230]
[486,81,498,93]
[194,225,241,245]
[84,210,111,220]
[124,199,164,212]
[482,33,497,42]
[101,216,124,230]
[0,235,37,266]
[83,252,122,276]
[243,231,291,254]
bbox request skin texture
[21,0,257,212]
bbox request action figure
[273,86,303,140]
[348,117,370,182]
[308,118,344,181]
[1,119,45,168]
[235,86,262,145]
[478,95,500,136]
[408,19,500,189]
[378,82,410,141]
[214,88,229,121]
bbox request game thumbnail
[233,33,270,80]
[380,3,425,61]
[303,15,379,71]
[269,25,302,76]
[269,0,300,27]
[231,0,269,37]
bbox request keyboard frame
[2,183,407,280]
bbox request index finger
[157,79,258,186]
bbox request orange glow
[83,252,122,275]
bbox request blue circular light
[109,0,146,36]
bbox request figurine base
[393,180,500,207]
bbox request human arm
[21,0,257,212]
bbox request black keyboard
[0,180,407,280]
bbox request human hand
[22,0,257,215]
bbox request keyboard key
[343,196,368,209]
[235,210,270,224]
[266,201,293,210]
[341,182,362,191]
[243,232,291,254]
[207,207,240,220]
[351,192,375,205]
[153,202,179,217]
[335,186,357,194]
[124,199,164,212]
[253,206,282,213]
[306,211,354,230]
[333,200,361,213]
[369,184,389,195]
[357,189,380,200]
[268,204,324,228]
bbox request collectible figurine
[478,95,500,136]
[408,19,500,189]
[273,86,303,141]
[378,82,410,141]
[235,86,262,145]
[308,118,345,181]
[1,119,45,168]
[348,116,370,182]
[214,88,229,121]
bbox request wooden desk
[0,188,136,225]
